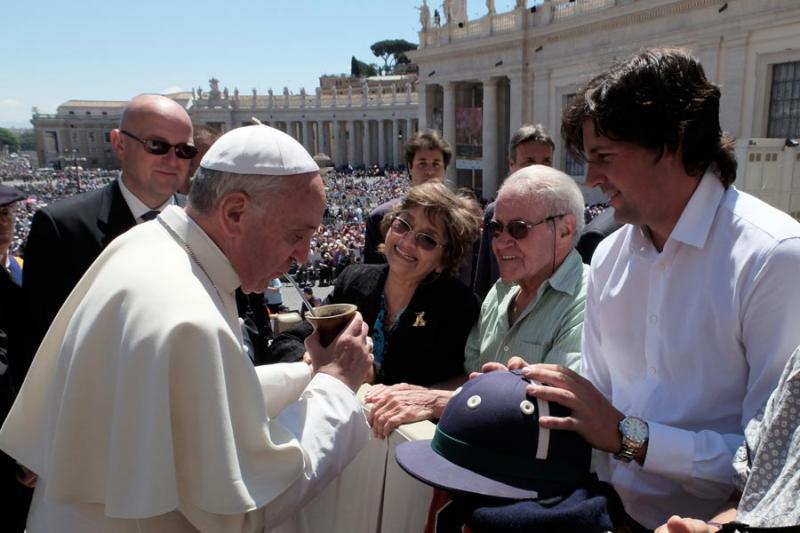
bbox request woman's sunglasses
[390,216,445,252]
[488,214,565,240]
[121,130,199,160]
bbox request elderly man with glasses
[20,94,193,382]
[366,165,587,437]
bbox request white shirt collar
[668,170,725,249]
[118,176,175,222]
[630,170,725,255]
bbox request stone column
[317,120,327,155]
[508,71,527,136]
[482,78,500,199]
[347,120,355,167]
[378,119,386,168]
[303,121,313,153]
[393,119,402,167]
[443,81,457,185]
[531,67,551,133]
[417,83,429,130]
[363,120,372,166]
[718,32,748,138]
[333,120,342,166]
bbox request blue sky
[0,0,524,128]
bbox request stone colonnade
[417,77,507,196]
[234,117,418,168]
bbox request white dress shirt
[582,171,800,528]
[117,176,174,223]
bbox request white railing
[418,0,621,48]
[553,0,617,22]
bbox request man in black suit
[576,206,620,264]
[21,94,195,378]
[472,124,555,300]
[0,185,33,533]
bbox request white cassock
[0,205,369,532]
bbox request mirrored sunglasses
[488,214,565,240]
[121,130,198,160]
[390,216,444,251]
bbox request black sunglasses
[120,130,198,160]
[390,215,445,251]
[488,214,565,240]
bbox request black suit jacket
[0,266,33,533]
[331,265,480,385]
[363,198,400,264]
[21,180,188,378]
[575,207,621,264]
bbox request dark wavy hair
[562,48,737,187]
[404,129,453,169]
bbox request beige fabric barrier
[270,385,435,533]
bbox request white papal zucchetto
[200,124,319,176]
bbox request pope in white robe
[0,125,373,532]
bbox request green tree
[19,130,35,151]
[0,127,20,151]
[370,39,417,74]
[350,56,378,78]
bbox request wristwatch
[614,416,649,463]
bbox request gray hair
[498,165,585,248]
[508,124,555,160]
[187,167,286,214]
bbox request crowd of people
[4,161,606,280]
[2,47,797,533]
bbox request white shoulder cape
[0,206,307,518]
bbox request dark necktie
[141,210,160,222]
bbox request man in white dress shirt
[510,48,800,530]
[0,125,374,532]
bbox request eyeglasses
[390,215,445,251]
[488,214,565,240]
[120,130,198,160]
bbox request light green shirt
[464,249,588,373]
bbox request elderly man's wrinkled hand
[366,385,450,439]
[306,312,373,391]
[471,356,530,380]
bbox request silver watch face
[621,417,648,445]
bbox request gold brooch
[412,312,427,327]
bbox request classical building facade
[408,0,800,201]
[31,77,419,171]
[30,1,800,209]
[189,75,419,168]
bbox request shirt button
[503,346,509,352]
[649,315,658,324]
[648,366,657,376]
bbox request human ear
[217,191,249,237]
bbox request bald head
[120,94,191,131]
[111,94,194,208]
